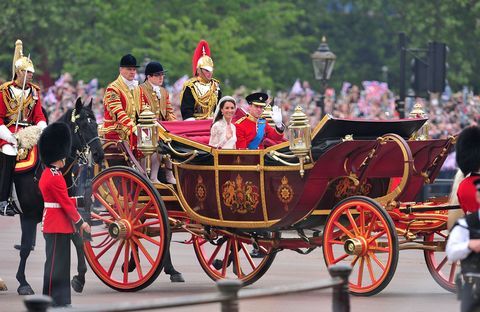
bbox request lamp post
[311,36,336,115]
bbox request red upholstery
[160,120,212,145]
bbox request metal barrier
[24,264,351,312]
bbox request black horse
[14,98,104,295]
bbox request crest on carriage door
[222,174,260,214]
[277,176,294,211]
[195,175,207,211]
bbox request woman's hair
[212,96,236,126]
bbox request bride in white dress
[209,96,237,149]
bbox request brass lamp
[288,105,311,177]
[408,102,429,140]
[137,105,158,175]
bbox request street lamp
[311,36,336,114]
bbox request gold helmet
[192,40,214,75]
[12,40,34,80]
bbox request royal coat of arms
[222,174,260,214]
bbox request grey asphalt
[0,216,458,312]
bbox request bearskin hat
[456,125,480,175]
[38,122,71,165]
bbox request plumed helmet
[38,122,72,165]
[192,40,214,75]
[145,61,166,76]
[12,40,34,80]
[456,125,480,175]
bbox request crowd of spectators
[2,73,477,142]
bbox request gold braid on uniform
[1,81,38,127]
[180,77,219,119]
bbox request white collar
[121,76,138,90]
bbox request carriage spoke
[328,239,345,245]
[232,239,243,278]
[365,215,377,238]
[132,236,155,266]
[94,193,120,220]
[369,252,386,271]
[107,241,125,276]
[346,208,360,236]
[449,262,458,282]
[435,255,448,271]
[106,179,124,217]
[123,243,130,283]
[367,229,386,243]
[91,213,115,225]
[332,253,349,264]
[91,230,109,238]
[129,240,143,279]
[132,200,154,224]
[365,255,377,283]
[207,243,224,266]
[221,240,232,276]
[351,255,360,267]
[333,221,355,239]
[129,182,141,219]
[95,239,117,261]
[134,220,161,230]
[133,231,162,246]
[369,246,390,253]
[359,207,365,235]
[120,178,130,218]
[357,257,365,287]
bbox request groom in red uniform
[235,92,285,149]
[38,122,90,307]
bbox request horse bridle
[70,108,100,166]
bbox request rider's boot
[0,152,20,217]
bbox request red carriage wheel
[193,230,277,286]
[84,166,170,291]
[424,230,459,293]
[323,196,399,296]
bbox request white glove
[185,117,195,121]
[0,125,17,145]
[272,106,283,129]
[37,121,47,131]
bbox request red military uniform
[102,75,145,141]
[140,81,176,121]
[457,174,480,214]
[39,167,82,233]
[235,114,284,149]
[0,81,46,148]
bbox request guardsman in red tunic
[180,40,221,120]
[0,40,47,216]
[38,122,90,308]
[456,125,480,213]
[101,54,145,145]
[235,92,285,149]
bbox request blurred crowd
[2,73,478,143]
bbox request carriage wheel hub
[108,220,131,239]
[344,237,368,256]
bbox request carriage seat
[159,120,212,145]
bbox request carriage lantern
[288,105,311,177]
[137,105,158,174]
[408,102,429,140]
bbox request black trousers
[43,233,72,307]
[461,281,480,312]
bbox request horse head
[68,98,104,164]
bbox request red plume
[192,40,211,76]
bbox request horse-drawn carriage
[84,106,459,296]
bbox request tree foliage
[0,0,478,93]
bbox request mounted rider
[0,40,47,216]
[180,40,221,120]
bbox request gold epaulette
[235,116,247,124]
[0,81,13,91]
[29,82,40,91]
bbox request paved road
[0,216,459,312]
